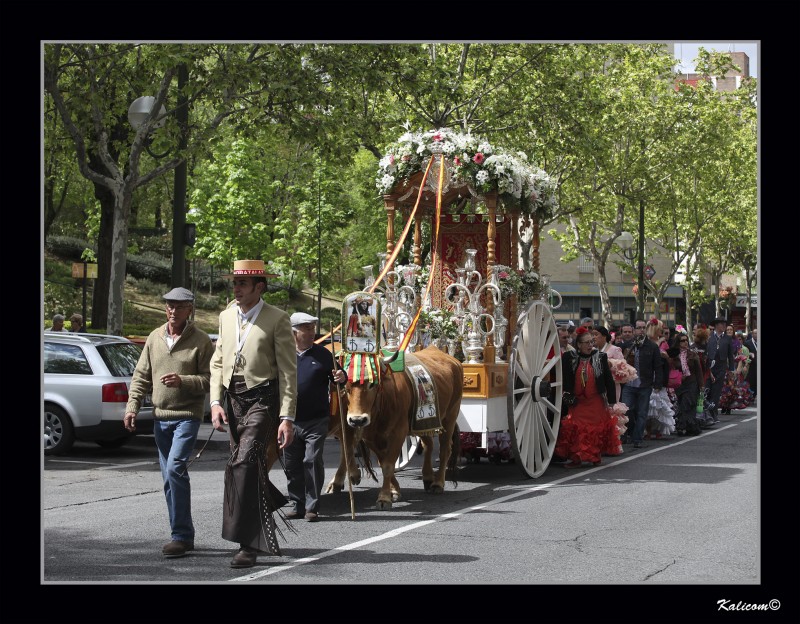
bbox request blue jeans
[620,384,653,443]
[153,418,201,543]
[284,417,328,514]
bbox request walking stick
[331,322,356,520]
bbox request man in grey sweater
[124,287,214,559]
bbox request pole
[82,260,88,327]
[331,322,356,520]
[317,155,323,320]
[636,199,645,321]
[171,63,189,288]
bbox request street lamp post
[127,63,190,288]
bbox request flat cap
[290,312,319,327]
[162,287,195,302]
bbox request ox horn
[381,349,400,367]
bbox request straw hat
[222,259,278,279]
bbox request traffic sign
[644,265,656,280]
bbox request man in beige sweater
[210,260,297,568]
[124,287,214,559]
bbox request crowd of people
[45,312,84,332]
[554,315,756,467]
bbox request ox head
[344,350,398,428]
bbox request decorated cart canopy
[376,127,558,219]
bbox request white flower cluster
[419,306,460,339]
[376,128,558,216]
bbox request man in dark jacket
[743,329,757,400]
[284,312,346,522]
[706,317,736,418]
[620,327,664,448]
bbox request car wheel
[95,437,130,449]
[44,404,75,456]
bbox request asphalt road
[40,401,795,621]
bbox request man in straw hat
[210,259,297,568]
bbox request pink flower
[401,154,410,162]
[389,154,395,165]
[473,152,485,165]
[499,271,510,279]
[453,157,462,166]
[432,132,443,142]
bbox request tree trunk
[107,186,134,336]
[90,183,116,330]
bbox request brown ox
[327,346,463,510]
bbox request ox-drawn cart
[362,128,565,479]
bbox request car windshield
[97,342,142,376]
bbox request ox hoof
[376,499,393,510]
[423,479,432,491]
[325,483,343,494]
[428,484,444,494]
[349,475,361,487]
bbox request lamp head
[128,96,167,130]
[616,231,634,251]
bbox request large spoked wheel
[395,435,420,470]
[507,299,563,478]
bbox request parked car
[43,332,154,455]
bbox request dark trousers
[620,384,653,443]
[709,369,727,414]
[222,380,284,555]
[284,416,328,514]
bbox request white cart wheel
[395,435,420,470]
[507,299,563,478]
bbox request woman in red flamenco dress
[556,326,621,468]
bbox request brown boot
[162,540,194,558]
[230,546,257,568]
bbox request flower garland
[376,128,558,218]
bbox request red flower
[473,152,485,165]
[453,156,462,166]
[432,132,443,142]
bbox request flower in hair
[575,326,590,336]
[649,317,658,325]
